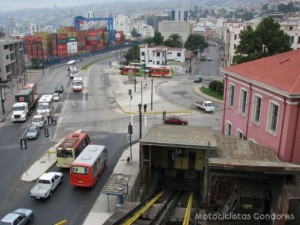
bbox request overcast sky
[0,0,130,12]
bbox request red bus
[148,66,172,77]
[56,131,91,168]
[70,145,108,187]
[119,66,143,76]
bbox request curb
[193,86,223,104]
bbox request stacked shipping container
[24,26,125,60]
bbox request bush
[209,80,223,91]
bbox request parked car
[207,57,212,61]
[0,208,33,225]
[54,84,64,94]
[163,115,188,125]
[194,77,203,83]
[26,125,40,140]
[53,92,60,102]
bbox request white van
[72,77,83,92]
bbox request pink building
[221,50,300,163]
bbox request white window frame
[227,83,235,107]
[266,101,279,136]
[251,94,262,125]
[239,88,248,116]
[226,121,232,136]
[237,129,244,139]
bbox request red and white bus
[148,66,173,77]
[70,145,108,188]
[56,131,91,168]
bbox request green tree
[153,32,164,45]
[163,33,183,48]
[131,28,141,38]
[241,11,254,21]
[233,18,292,64]
[184,34,207,54]
[123,45,140,64]
[278,3,299,12]
[143,36,154,45]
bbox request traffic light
[20,138,27,150]
[162,111,166,120]
[128,123,133,134]
[44,128,49,137]
[128,89,132,96]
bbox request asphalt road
[0,49,223,224]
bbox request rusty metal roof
[209,135,300,174]
[209,158,300,174]
[216,135,279,161]
[140,124,217,149]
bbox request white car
[0,208,33,225]
[53,92,60,102]
[72,77,83,92]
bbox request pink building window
[267,102,279,136]
[252,94,262,124]
[228,84,235,107]
[237,129,244,139]
[226,121,232,135]
[239,89,248,116]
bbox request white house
[140,45,186,66]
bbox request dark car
[0,208,34,225]
[163,115,188,125]
[194,77,203,83]
[26,125,40,140]
[54,84,64,94]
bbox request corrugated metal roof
[140,124,217,148]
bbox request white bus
[67,60,78,78]
[37,94,54,114]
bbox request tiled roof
[224,50,300,94]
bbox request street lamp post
[138,103,142,139]
[138,103,147,140]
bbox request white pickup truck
[30,172,63,199]
[194,100,215,112]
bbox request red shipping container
[87,31,97,36]
[57,33,67,39]
[77,40,86,47]
[86,40,100,45]
[57,44,67,50]
[58,49,68,54]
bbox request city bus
[148,66,173,77]
[70,145,108,188]
[119,65,143,76]
[56,131,91,168]
[36,94,54,114]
